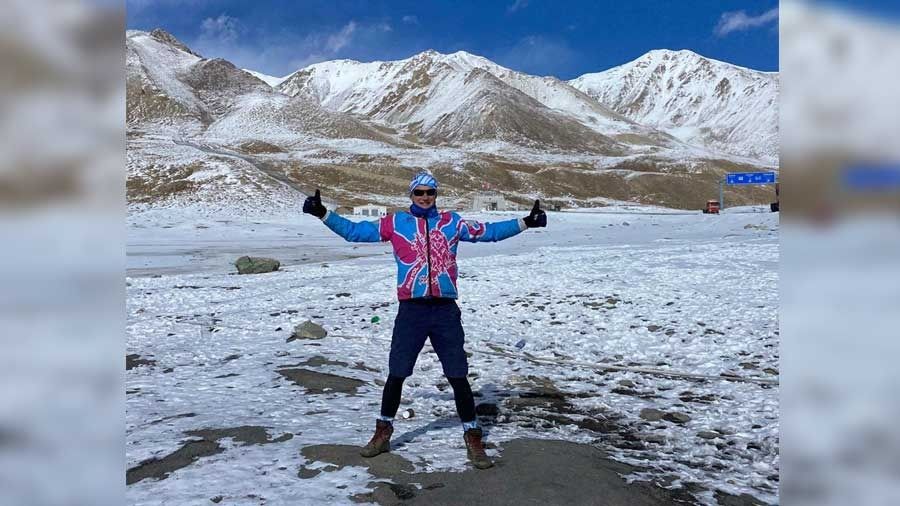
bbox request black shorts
[388,298,468,378]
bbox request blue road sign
[841,164,900,190]
[726,172,777,185]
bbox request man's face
[410,184,436,208]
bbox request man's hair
[408,171,438,194]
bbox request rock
[617,379,635,388]
[763,368,778,375]
[646,325,661,332]
[475,403,499,417]
[639,408,665,422]
[389,483,416,500]
[663,412,691,424]
[210,496,223,503]
[297,467,321,479]
[640,434,667,444]
[697,431,721,440]
[288,320,327,341]
[234,256,280,274]
[126,354,156,370]
[679,392,717,404]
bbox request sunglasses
[412,188,437,196]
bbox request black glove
[523,199,547,228]
[303,189,327,219]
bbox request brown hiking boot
[463,427,493,469]
[360,420,393,458]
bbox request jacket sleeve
[321,211,392,243]
[458,216,526,243]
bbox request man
[302,171,547,469]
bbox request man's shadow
[390,382,508,450]
[390,417,460,450]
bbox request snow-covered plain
[126,205,779,505]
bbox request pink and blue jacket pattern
[322,210,524,300]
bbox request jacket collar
[409,203,438,219]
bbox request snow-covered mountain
[241,69,289,88]
[277,50,674,153]
[570,49,778,164]
[125,30,778,211]
[127,30,395,145]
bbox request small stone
[763,368,778,375]
[297,467,321,479]
[662,412,691,424]
[288,321,327,341]
[389,483,416,500]
[475,403,499,416]
[639,408,665,422]
[210,496,223,503]
[646,325,661,332]
[697,431,721,440]
[234,256,280,274]
[618,379,635,388]
[641,434,667,444]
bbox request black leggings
[380,375,476,423]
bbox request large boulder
[234,256,280,274]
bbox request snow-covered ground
[126,204,779,505]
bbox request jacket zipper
[424,216,433,297]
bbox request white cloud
[325,21,357,52]
[402,15,419,25]
[188,19,395,76]
[200,14,240,44]
[507,0,529,14]
[715,7,779,37]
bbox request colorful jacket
[322,210,525,300]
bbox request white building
[353,204,388,217]
[472,191,515,211]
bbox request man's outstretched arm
[459,199,547,243]
[303,189,387,243]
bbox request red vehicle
[702,200,720,214]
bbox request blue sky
[127,0,779,79]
